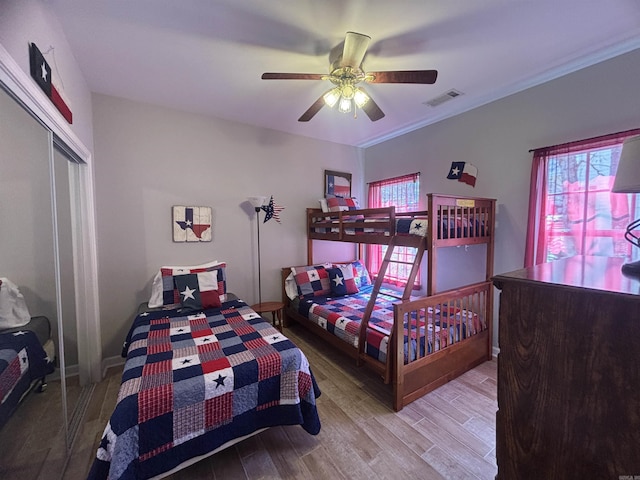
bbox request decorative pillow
[327,266,359,297]
[326,196,359,212]
[291,265,331,298]
[334,260,371,289]
[0,278,31,329]
[319,198,329,213]
[173,272,221,312]
[148,260,226,308]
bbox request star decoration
[214,374,226,388]
[332,275,344,286]
[41,62,48,81]
[413,222,423,231]
[140,312,149,316]
[261,195,285,223]
[180,285,196,300]
[308,270,319,281]
[181,358,191,365]
[13,331,27,336]
[450,166,460,176]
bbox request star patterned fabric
[261,196,285,223]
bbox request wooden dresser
[492,256,640,480]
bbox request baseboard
[102,355,126,378]
[492,346,500,359]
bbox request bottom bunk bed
[89,292,321,480]
[0,316,55,430]
[282,261,492,411]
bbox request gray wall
[0,0,94,151]
[92,94,363,359]
[364,48,640,347]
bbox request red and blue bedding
[309,215,486,238]
[293,285,482,363]
[0,329,53,429]
[88,298,321,480]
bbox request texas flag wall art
[173,206,212,242]
[447,162,478,187]
[29,43,73,124]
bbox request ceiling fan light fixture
[340,84,355,100]
[338,97,352,113]
[354,88,369,108]
[323,87,341,108]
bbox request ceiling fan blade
[366,70,438,84]
[262,73,325,80]
[361,95,385,122]
[298,94,327,122]
[340,31,371,68]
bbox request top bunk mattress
[309,214,487,239]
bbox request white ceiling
[49,0,640,148]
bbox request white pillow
[148,260,222,308]
[0,278,31,329]
[319,198,329,213]
[284,272,298,300]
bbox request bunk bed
[282,193,496,411]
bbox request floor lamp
[612,135,640,277]
[248,196,267,306]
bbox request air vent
[423,89,464,107]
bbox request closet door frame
[0,44,102,384]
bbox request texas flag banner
[447,162,478,187]
[326,174,351,197]
[29,43,73,124]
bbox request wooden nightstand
[250,301,284,332]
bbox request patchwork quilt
[0,329,54,429]
[88,299,321,480]
[295,285,482,364]
[310,215,486,239]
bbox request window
[525,129,640,266]
[367,173,421,287]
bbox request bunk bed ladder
[357,235,426,383]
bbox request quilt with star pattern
[0,328,54,430]
[310,215,486,239]
[295,285,481,364]
[88,299,321,480]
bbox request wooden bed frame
[282,193,496,411]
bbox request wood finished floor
[2,324,497,480]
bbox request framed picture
[324,170,352,197]
[172,206,212,242]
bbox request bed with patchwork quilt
[307,194,491,247]
[88,296,321,480]
[292,284,483,365]
[0,319,55,430]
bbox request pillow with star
[333,260,371,289]
[291,265,331,298]
[173,271,221,312]
[327,266,359,297]
[148,260,227,308]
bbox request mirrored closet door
[0,83,88,479]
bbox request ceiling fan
[261,31,438,122]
